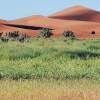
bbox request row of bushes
[0,29,76,42]
[0,31,30,42]
[39,28,76,39]
[39,28,96,39]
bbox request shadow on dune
[3,24,53,30]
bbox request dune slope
[3,16,100,39]
[49,6,100,22]
[0,19,8,24]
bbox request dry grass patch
[0,79,100,100]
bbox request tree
[63,31,75,39]
[91,31,95,35]
[91,31,96,39]
[1,36,9,42]
[39,28,53,38]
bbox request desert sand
[0,5,100,39]
[0,19,8,24]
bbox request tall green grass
[0,38,100,80]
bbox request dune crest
[0,19,8,24]
[49,5,100,22]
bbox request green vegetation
[0,38,100,80]
[0,31,29,42]
[63,31,76,39]
[39,28,53,38]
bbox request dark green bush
[0,37,9,42]
[8,31,19,38]
[63,31,75,39]
[16,34,25,42]
[0,31,29,42]
[39,28,53,38]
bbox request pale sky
[0,0,100,20]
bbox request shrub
[0,32,3,37]
[39,28,53,38]
[91,31,96,35]
[8,31,19,38]
[63,31,75,39]
[17,34,25,42]
[0,36,9,42]
[0,31,29,42]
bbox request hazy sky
[0,0,100,20]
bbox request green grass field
[0,37,100,100]
[0,38,100,80]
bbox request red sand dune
[0,6,100,39]
[0,25,38,37]
[0,19,8,24]
[49,6,100,23]
[6,15,100,39]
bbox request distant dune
[0,19,8,24]
[9,15,45,25]
[49,6,100,23]
[3,16,100,39]
[0,25,38,37]
[0,5,100,39]
[0,16,44,37]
